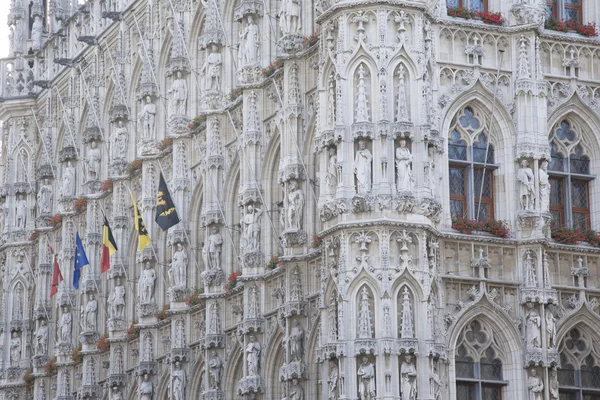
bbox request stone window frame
[546,0,583,24]
[558,326,600,397]
[446,0,489,12]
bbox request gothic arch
[555,305,600,346]
[305,313,322,398]
[189,359,206,395]
[223,342,243,399]
[155,367,171,400]
[223,159,241,275]
[390,269,424,301]
[344,267,380,300]
[262,130,282,259]
[448,301,523,400]
[264,331,285,400]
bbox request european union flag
[73,232,89,290]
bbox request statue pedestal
[279,361,307,380]
[167,115,191,137]
[237,376,263,395]
[138,140,159,157]
[136,302,158,321]
[517,212,551,239]
[167,285,188,304]
[203,389,225,400]
[107,317,127,332]
[281,229,307,248]
[201,268,225,288]
[278,33,305,54]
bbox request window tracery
[558,326,600,397]
[448,106,497,221]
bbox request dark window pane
[546,5,554,18]
[559,392,577,400]
[474,203,490,222]
[449,131,467,160]
[446,0,459,6]
[456,383,475,400]
[565,9,581,23]
[549,142,565,171]
[450,168,466,195]
[581,366,600,388]
[571,156,590,175]
[558,367,576,387]
[474,170,492,199]
[481,359,503,380]
[582,394,600,400]
[473,134,494,164]
[565,0,580,4]
[456,358,475,378]
[550,210,563,225]
[550,178,563,206]
[469,0,484,11]
[451,200,465,220]
[571,181,589,208]
[459,107,480,132]
[557,121,577,141]
[573,213,589,230]
[482,385,501,400]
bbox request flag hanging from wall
[73,232,89,290]
[129,190,150,251]
[155,172,179,231]
[49,244,63,298]
[100,215,118,273]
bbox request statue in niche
[401,355,417,400]
[241,204,263,253]
[203,44,222,91]
[518,160,536,211]
[288,378,304,400]
[139,373,153,400]
[109,278,126,319]
[37,179,53,215]
[110,121,128,161]
[288,320,304,361]
[139,95,156,140]
[327,73,336,127]
[396,139,413,193]
[246,335,261,376]
[63,161,76,197]
[207,226,223,270]
[549,367,559,399]
[279,0,300,35]
[10,332,21,364]
[240,16,259,66]
[208,302,220,333]
[430,363,442,400]
[538,159,550,212]
[526,308,541,348]
[170,243,188,287]
[546,309,557,348]
[326,148,338,195]
[528,368,543,400]
[170,361,186,400]
[426,146,436,196]
[13,284,23,319]
[86,141,101,181]
[15,194,27,229]
[208,350,223,389]
[59,307,72,342]
[85,294,98,331]
[357,356,375,400]
[286,180,304,230]
[110,387,123,400]
[35,320,49,355]
[169,71,188,116]
[328,361,339,400]
[139,262,156,303]
[354,140,372,194]
[143,334,153,361]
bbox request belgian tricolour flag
[100,215,118,273]
[155,172,180,231]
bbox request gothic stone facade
[0,0,600,399]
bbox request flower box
[261,59,283,78]
[125,160,143,175]
[44,357,57,375]
[185,288,205,307]
[545,17,598,37]
[228,88,243,102]
[452,217,511,238]
[226,271,242,292]
[311,234,323,248]
[155,304,171,321]
[188,115,207,130]
[49,214,62,228]
[303,31,319,47]
[126,321,140,340]
[29,231,40,241]
[446,7,505,26]
[100,179,114,193]
[157,138,174,152]
[73,197,88,214]
[71,344,83,363]
[96,334,110,352]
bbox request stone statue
[549,367,559,399]
[12,284,23,319]
[59,307,72,342]
[401,355,417,400]
[10,332,21,364]
[170,243,188,287]
[328,361,339,400]
[208,350,223,389]
[327,73,336,128]
[143,334,153,361]
[109,278,126,319]
[518,160,535,211]
[139,373,153,400]
[32,15,44,50]
[430,364,442,400]
[35,320,49,355]
[85,294,98,332]
[139,262,156,303]
[426,146,436,196]
[37,179,53,215]
[288,378,304,400]
[15,194,27,229]
[357,356,375,400]
[538,159,550,213]
[528,368,543,400]
[396,139,413,193]
[139,95,156,140]
[326,148,338,195]
[286,180,304,230]
[111,387,123,400]
[354,140,372,194]
[110,121,128,161]
[86,141,101,181]
[207,226,223,270]
[289,320,304,361]
[546,310,556,348]
[169,71,188,116]
[526,308,541,348]
[203,44,222,91]
[208,302,220,334]
[171,361,186,400]
[279,0,300,34]
[63,161,76,197]
[241,204,263,253]
[246,335,261,376]
[240,16,259,65]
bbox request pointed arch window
[548,120,593,229]
[448,106,497,222]
[558,327,600,398]
[455,320,507,400]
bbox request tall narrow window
[455,320,507,400]
[548,120,593,229]
[448,106,497,221]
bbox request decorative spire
[358,286,373,338]
[396,65,409,122]
[355,64,370,123]
[400,287,414,339]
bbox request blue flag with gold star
[73,232,89,289]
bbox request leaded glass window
[548,120,593,230]
[448,106,497,222]
[558,327,600,398]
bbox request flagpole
[29,106,57,179]
[47,234,77,312]
[23,251,51,321]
